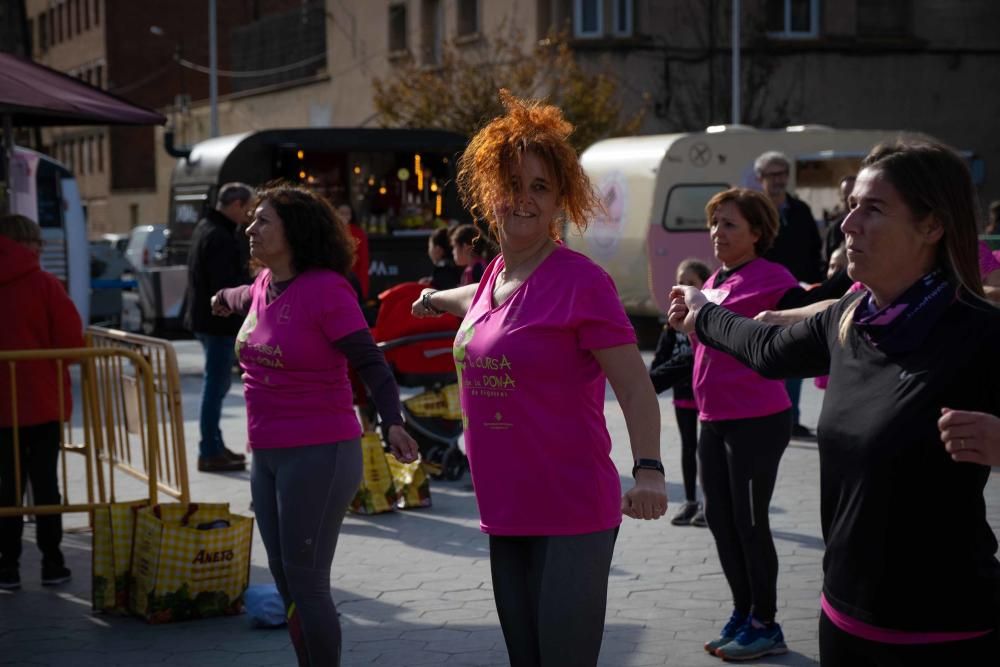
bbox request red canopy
[0,52,166,127]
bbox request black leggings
[698,409,790,623]
[489,528,618,667]
[819,610,1000,666]
[674,406,699,502]
[251,440,362,667]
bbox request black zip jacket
[183,209,249,336]
[695,291,1000,632]
[649,327,694,403]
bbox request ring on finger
[957,438,966,451]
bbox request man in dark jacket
[754,151,822,440]
[755,151,823,284]
[184,183,253,472]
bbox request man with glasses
[754,152,823,439]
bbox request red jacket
[0,235,84,427]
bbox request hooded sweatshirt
[0,235,84,427]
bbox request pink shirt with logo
[456,245,636,536]
[693,258,799,421]
[236,269,368,449]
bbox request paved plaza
[1,341,998,666]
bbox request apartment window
[97,134,104,172]
[611,0,633,36]
[56,3,64,43]
[95,64,102,88]
[84,0,90,30]
[765,0,819,39]
[456,0,479,37]
[94,0,100,27]
[86,137,94,174]
[857,0,909,38]
[421,0,443,65]
[388,3,407,53]
[574,0,602,38]
[74,0,81,36]
[48,9,55,45]
[129,204,139,229]
[37,15,46,52]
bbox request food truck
[566,125,947,320]
[147,128,469,333]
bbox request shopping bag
[129,502,253,624]
[349,432,397,515]
[386,454,432,509]
[92,499,149,614]
[245,584,286,628]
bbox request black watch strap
[632,458,665,479]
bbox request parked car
[89,234,132,326]
[125,224,168,272]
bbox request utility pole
[209,0,219,137]
[732,0,741,125]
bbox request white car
[125,224,168,272]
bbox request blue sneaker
[715,619,788,661]
[704,610,748,654]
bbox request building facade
[22,0,327,234]
[17,0,1000,233]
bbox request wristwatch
[421,290,444,315]
[632,458,665,479]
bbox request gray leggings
[250,440,362,667]
[489,528,618,667]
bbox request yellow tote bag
[92,500,149,614]
[386,455,432,509]
[349,432,397,515]
[129,503,253,624]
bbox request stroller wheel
[442,447,467,481]
[425,444,447,465]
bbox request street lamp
[149,5,218,139]
[208,0,218,138]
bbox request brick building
[21,0,325,234]
[11,1,1000,233]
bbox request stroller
[366,281,468,481]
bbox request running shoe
[715,619,788,661]
[41,565,72,586]
[704,610,748,654]
[671,500,699,526]
[690,506,708,528]
[0,567,20,591]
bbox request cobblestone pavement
[1,342,997,666]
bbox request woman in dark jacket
[669,138,1000,665]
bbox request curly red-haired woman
[412,91,667,666]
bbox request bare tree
[372,28,647,153]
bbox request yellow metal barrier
[85,327,189,504]
[0,347,160,518]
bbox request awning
[0,52,166,126]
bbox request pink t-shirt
[978,240,1000,278]
[693,258,798,421]
[456,245,636,536]
[236,269,369,449]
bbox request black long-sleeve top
[695,292,1000,632]
[649,327,694,402]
